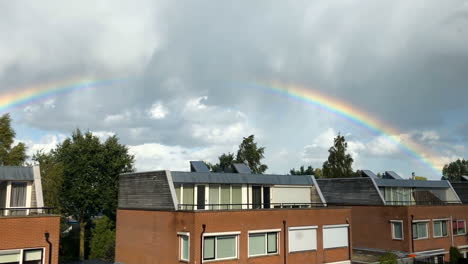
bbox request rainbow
[259,81,442,175]
[0,77,123,113]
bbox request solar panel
[361,170,378,179]
[232,163,252,174]
[384,171,403,180]
[190,161,210,172]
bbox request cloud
[148,102,169,119]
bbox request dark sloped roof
[361,170,378,179]
[0,166,34,181]
[171,171,314,185]
[190,161,210,172]
[451,182,468,204]
[374,178,450,188]
[317,178,384,205]
[232,163,251,174]
[384,171,403,179]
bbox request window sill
[203,257,238,263]
[248,253,279,258]
[433,235,449,239]
[413,237,429,240]
[289,249,317,254]
[454,233,467,236]
[324,246,349,250]
[392,238,403,241]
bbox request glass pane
[434,221,441,237]
[209,185,219,210]
[418,223,427,238]
[412,224,417,239]
[203,237,215,260]
[0,252,20,264]
[231,186,242,209]
[24,250,42,261]
[460,221,466,234]
[10,182,27,207]
[442,221,447,236]
[221,185,230,209]
[175,184,181,204]
[217,236,236,259]
[181,236,189,260]
[249,234,265,256]
[183,185,194,209]
[393,223,402,239]
[267,233,278,253]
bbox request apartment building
[318,171,468,263]
[0,166,60,264]
[115,162,352,264]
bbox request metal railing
[383,201,462,206]
[0,207,56,217]
[177,202,326,211]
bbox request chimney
[411,172,415,180]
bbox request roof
[232,163,252,174]
[171,171,314,185]
[0,166,34,181]
[384,171,403,180]
[190,161,210,172]
[374,178,450,188]
[462,175,468,181]
[361,170,378,179]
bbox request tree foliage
[378,252,398,264]
[0,114,27,165]
[449,246,463,264]
[443,159,468,182]
[90,216,116,262]
[210,135,268,174]
[32,151,64,210]
[322,133,355,178]
[290,165,315,176]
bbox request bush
[89,216,115,262]
[379,252,398,264]
[450,247,463,264]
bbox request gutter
[410,215,414,253]
[201,224,206,264]
[283,220,287,264]
[45,232,52,264]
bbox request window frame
[248,229,281,257]
[453,219,467,236]
[412,220,429,240]
[0,247,45,264]
[390,220,404,240]
[178,232,190,262]
[432,219,449,238]
[202,232,240,262]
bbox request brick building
[0,166,60,264]
[318,171,468,263]
[115,162,352,264]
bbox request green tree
[0,114,27,165]
[209,153,235,172]
[90,216,116,262]
[290,165,315,175]
[443,159,468,182]
[32,151,64,210]
[314,168,323,179]
[379,252,398,264]
[54,129,134,260]
[449,246,462,264]
[235,135,268,174]
[322,134,354,178]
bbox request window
[391,221,403,240]
[288,226,317,252]
[453,220,466,235]
[433,220,448,238]
[179,233,189,261]
[0,248,43,264]
[0,250,20,264]
[22,249,43,264]
[208,185,242,210]
[10,182,27,207]
[412,221,429,239]
[383,187,413,205]
[203,234,238,261]
[248,231,279,257]
[323,225,349,248]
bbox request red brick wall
[0,215,60,264]
[116,208,352,264]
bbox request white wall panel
[323,226,348,249]
[272,186,310,204]
[288,227,317,252]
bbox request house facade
[0,166,60,264]
[115,162,352,264]
[318,173,468,262]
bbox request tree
[32,151,64,210]
[314,168,323,179]
[449,246,462,264]
[322,133,354,178]
[210,135,268,174]
[54,129,134,260]
[0,113,27,165]
[379,252,398,264]
[235,135,268,174]
[443,159,468,182]
[90,216,115,262]
[290,165,315,175]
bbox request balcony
[177,202,327,211]
[0,207,56,217]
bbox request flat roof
[171,171,314,185]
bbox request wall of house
[116,208,352,264]
[0,215,60,264]
[351,205,468,261]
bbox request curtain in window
[393,222,403,239]
[10,182,27,207]
[231,186,242,209]
[0,182,7,209]
[209,185,219,210]
[217,236,236,259]
[203,237,215,260]
[0,251,20,264]
[181,236,189,260]
[23,249,43,264]
[174,184,181,204]
[249,234,265,256]
[267,233,277,253]
[220,185,230,209]
[182,185,194,210]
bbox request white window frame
[432,219,449,238]
[248,229,281,257]
[202,231,240,262]
[453,219,467,236]
[178,232,190,262]
[390,220,404,240]
[412,220,429,240]
[0,247,45,264]
[4,181,32,216]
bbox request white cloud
[148,102,168,119]
[92,130,115,141]
[18,134,67,158]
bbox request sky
[1,0,467,179]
